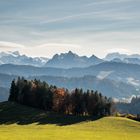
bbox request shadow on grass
[0,101,102,126]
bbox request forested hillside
[8,77,112,116]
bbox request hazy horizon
[0,0,140,58]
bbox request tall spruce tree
[8,80,17,101]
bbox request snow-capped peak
[0,51,49,67]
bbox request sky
[0,0,140,58]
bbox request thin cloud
[0,41,25,48]
[40,11,100,24]
[40,9,137,25]
[85,0,133,7]
[37,43,81,49]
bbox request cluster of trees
[8,77,112,116]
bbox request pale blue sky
[0,0,140,58]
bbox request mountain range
[105,52,140,65]
[1,51,140,102]
[0,51,48,67]
[0,62,140,86]
[0,62,140,99]
[0,51,104,68]
[1,51,140,68]
[105,52,140,60]
[46,51,104,68]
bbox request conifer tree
[8,79,17,101]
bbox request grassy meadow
[0,102,140,140]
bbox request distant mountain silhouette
[105,52,140,65]
[1,51,140,68]
[104,52,128,61]
[1,62,140,85]
[46,51,104,68]
[0,51,48,67]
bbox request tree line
[8,77,112,116]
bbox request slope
[0,102,140,140]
